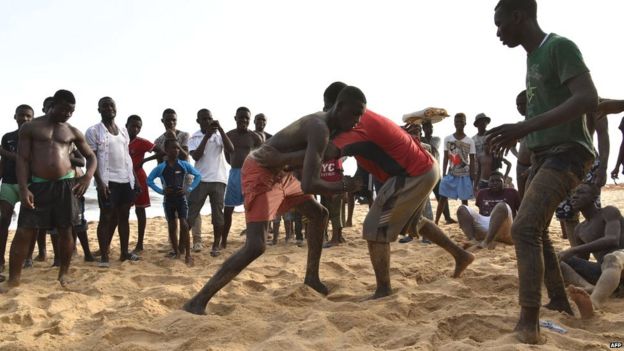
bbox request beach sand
[2,187,624,351]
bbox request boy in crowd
[147,139,201,266]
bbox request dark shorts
[48,196,88,235]
[18,178,80,230]
[164,196,189,221]
[98,182,135,209]
[565,256,602,285]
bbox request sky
[1,0,623,181]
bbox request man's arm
[593,113,609,186]
[189,133,212,161]
[72,127,97,197]
[596,99,624,117]
[442,150,449,176]
[16,124,34,208]
[611,137,624,179]
[70,149,86,168]
[469,154,476,182]
[146,165,165,195]
[559,207,622,260]
[219,124,234,155]
[502,157,512,178]
[488,72,598,152]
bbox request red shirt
[476,188,520,217]
[320,158,343,182]
[332,110,433,182]
[129,137,155,180]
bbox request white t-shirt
[107,132,132,182]
[188,130,228,184]
[444,134,476,177]
[472,134,487,158]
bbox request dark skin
[254,114,271,141]
[189,110,234,254]
[155,113,189,163]
[611,117,624,180]
[489,6,598,345]
[126,119,164,253]
[93,98,136,265]
[222,110,263,248]
[5,99,96,289]
[183,99,365,315]
[0,107,34,273]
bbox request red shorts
[242,157,313,223]
[134,170,150,208]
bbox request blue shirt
[147,159,201,197]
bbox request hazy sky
[1,1,623,179]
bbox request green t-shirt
[525,33,594,156]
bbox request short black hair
[98,96,113,106]
[126,115,142,124]
[43,96,54,109]
[517,90,527,99]
[455,112,466,119]
[254,113,265,120]
[54,90,76,105]
[324,81,348,107]
[491,171,504,178]
[15,104,33,114]
[495,0,537,20]
[197,108,211,117]
[336,86,367,105]
[164,138,179,149]
[163,108,176,117]
[236,106,250,115]
[578,182,600,197]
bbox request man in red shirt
[457,171,520,250]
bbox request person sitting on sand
[4,89,96,289]
[147,139,201,266]
[558,183,624,319]
[182,86,365,315]
[457,171,520,250]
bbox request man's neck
[521,22,547,54]
[454,131,466,139]
[477,129,486,136]
[166,159,177,167]
[101,117,115,127]
[581,206,600,220]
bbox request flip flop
[210,249,220,257]
[398,236,414,244]
[125,253,141,262]
[98,260,110,268]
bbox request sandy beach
[1,187,624,351]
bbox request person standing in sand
[558,183,624,319]
[86,97,138,267]
[253,113,272,142]
[222,107,263,249]
[182,86,365,315]
[489,0,599,343]
[4,90,96,288]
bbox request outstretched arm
[596,99,624,118]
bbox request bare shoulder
[302,112,329,136]
[601,206,623,220]
[68,124,86,139]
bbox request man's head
[323,81,348,112]
[14,104,34,128]
[404,123,422,140]
[234,107,251,132]
[197,108,214,133]
[619,116,624,132]
[126,115,142,139]
[42,97,54,114]
[162,108,177,131]
[494,0,537,48]
[422,120,433,137]
[98,96,116,120]
[488,171,504,192]
[474,113,491,131]
[454,113,466,131]
[50,90,76,123]
[331,85,367,132]
[164,138,181,160]
[571,183,599,212]
[516,90,527,116]
[254,113,267,132]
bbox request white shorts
[459,203,512,234]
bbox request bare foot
[515,327,546,344]
[304,277,329,295]
[185,256,195,267]
[23,259,33,269]
[182,299,207,315]
[543,297,573,315]
[567,285,594,319]
[370,286,392,299]
[35,253,46,262]
[59,276,71,289]
[486,241,497,250]
[84,255,96,262]
[453,251,475,278]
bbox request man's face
[488,175,504,192]
[335,100,365,132]
[454,115,466,130]
[516,94,527,116]
[197,111,214,132]
[254,115,267,131]
[162,113,177,130]
[51,101,75,123]
[98,98,116,119]
[494,8,522,48]
[15,108,34,128]
[165,141,181,160]
[126,120,142,139]
[475,119,489,130]
[235,111,251,131]
[571,185,595,211]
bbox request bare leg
[559,261,594,292]
[51,234,60,267]
[75,229,95,262]
[0,202,13,272]
[7,228,37,287]
[134,207,146,252]
[117,204,133,261]
[223,206,235,249]
[167,219,179,257]
[367,240,391,298]
[481,203,513,248]
[435,196,448,225]
[294,199,329,294]
[97,208,115,266]
[56,227,74,287]
[35,230,47,261]
[183,222,268,314]
[457,206,479,244]
[180,218,193,267]
[270,216,280,245]
[591,252,624,308]
[345,192,354,227]
[419,219,475,277]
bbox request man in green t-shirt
[489,0,598,345]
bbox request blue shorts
[164,196,189,221]
[439,174,474,201]
[224,168,244,207]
